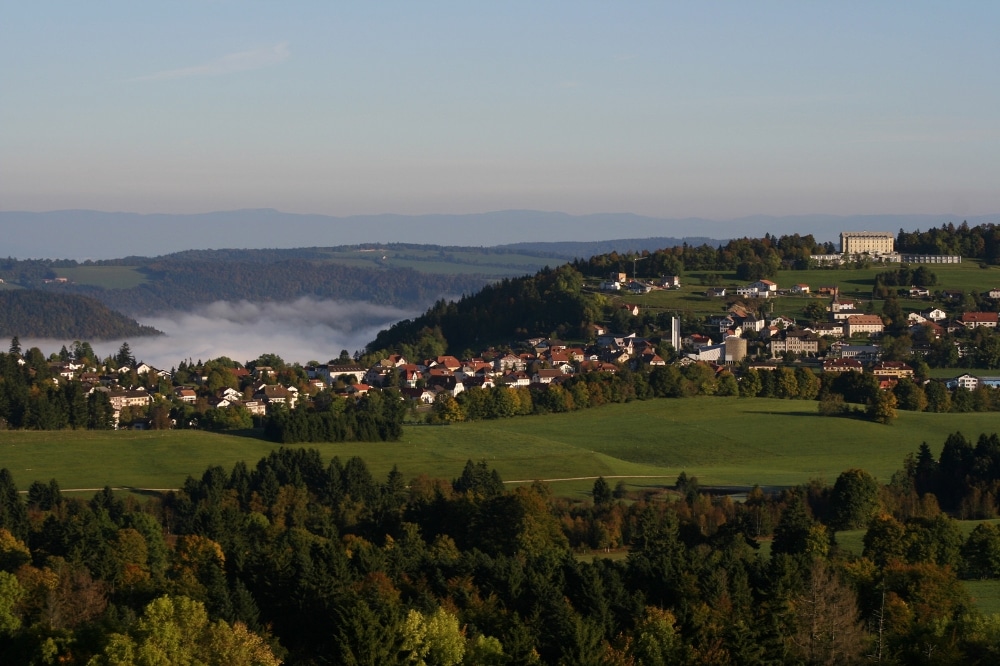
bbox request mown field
[3,398,998,498]
[54,265,149,289]
[313,247,555,277]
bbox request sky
[3,2,1000,221]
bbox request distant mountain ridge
[3,208,996,260]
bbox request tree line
[570,233,827,281]
[896,222,1000,264]
[4,433,1000,662]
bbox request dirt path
[504,475,672,484]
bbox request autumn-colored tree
[789,561,869,665]
[93,595,281,666]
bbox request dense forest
[4,434,1000,664]
[571,233,828,281]
[64,261,487,316]
[0,291,161,340]
[896,222,1000,263]
[0,254,491,319]
[264,390,406,444]
[367,264,599,356]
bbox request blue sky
[3,1,999,219]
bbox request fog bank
[22,297,420,369]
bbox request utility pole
[632,255,647,282]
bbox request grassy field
[2,398,998,497]
[616,262,1000,321]
[55,265,148,289]
[966,580,1000,616]
[312,247,552,278]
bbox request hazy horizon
[4,208,996,261]
[4,3,999,222]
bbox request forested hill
[497,236,725,259]
[0,290,162,339]
[367,264,599,357]
[93,261,489,315]
[0,248,535,316]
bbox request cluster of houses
[599,272,681,294]
[42,360,304,428]
[320,331,665,406]
[33,267,1000,427]
[38,329,673,428]
[706,279,825,300]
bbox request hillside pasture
[54,265,149,289]
[2,398,998,498]
[313,247,554,277]
[606,261,999,323]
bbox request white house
[751,279,778,293]
[923,308,947,321]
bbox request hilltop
[0,290,162,339]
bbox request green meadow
[3,398,998,497]
[54,265,149,289]
[313,247,554,277]
[620,262,1000,320]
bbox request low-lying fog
[23,297,423,369]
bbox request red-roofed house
[960,312,999,329]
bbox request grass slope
[55,266,148,289]
[2,398,997,496]
[621,263,1000,321]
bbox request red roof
[961,312,999,323]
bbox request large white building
[840,231,895,255]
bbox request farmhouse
[174,387,197,403]
[628,281,652,294]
